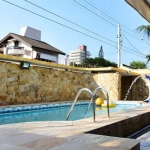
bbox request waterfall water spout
[143,75,150,102]
[124,76,141,101]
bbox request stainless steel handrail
[85,86,110,120]
[66,88,94,121]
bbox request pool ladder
[66,87,110,122]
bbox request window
[14,41,19,47]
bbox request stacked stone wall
[131,77,148,100]
[87,112,150,138]
[0,61,123,105]
[95,73,121,100]
[0,62,98,105]
[121,75,149,101]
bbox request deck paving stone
[99,137,140,149]
[48,140,97,150]
[0,101,148,150]
[0,144,33,150]
[0,133,47,145]
[48,134,137,150]
[87,145,130,150]
[19,136,68,150]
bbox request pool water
[0,102,142,125]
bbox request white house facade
[0,26,65,63]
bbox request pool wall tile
[0,102,141,115]
[0,102,86,114]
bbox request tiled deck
[0,102,149,150]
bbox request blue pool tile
[0,101,141,116]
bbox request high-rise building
[69,45,91,64]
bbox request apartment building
[69,45,91,64]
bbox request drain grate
[127,125,150,139]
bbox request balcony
[7,47,24,55]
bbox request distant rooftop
[0,33,65,55]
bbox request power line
[25,0,116,44]
[2,0,116,48]
[72,0,150,47]
[68,0,117,31]
[3,0,146,59]
[72,0,117,27]
[83,1,119,24]
[27,0,146,58]
[122,34,146,56]
[87,0,130,27]
[85,0,150,46]
[67,0,98,19]
[118,25,145,57]
[121,29,146,43]
[83,0,144,39]
[121,48,145,58]
[122,45,144,55]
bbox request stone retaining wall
[0,61,122,105]
[121,75,149,101]
[87,112,150,138]
[131,77,148,101]
[96,73,121,100]
[0,61,148,105]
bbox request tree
[136,25,150,38]
[98,46,104,58]
[70,57,117,68]
[69,62,77,66]
[146,55,150,65]
[130,61,147,69]
[81,57,117,68]
[136,25,150,64]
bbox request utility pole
[117,24,121,67]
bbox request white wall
[19,43,32,51]
[20,26,41,41]
[4,37,59,62]
[7,41,14,47]
[5,40,33,58]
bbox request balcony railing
[7,46,24,55]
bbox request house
[0,26,65,63]
[69,45,91,64]
[0,48,3,54]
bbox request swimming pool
[0,102,143,125]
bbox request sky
[0,0,150,66]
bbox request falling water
[124,76,141,101]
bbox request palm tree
[146,55,150,65]
[136,25,150,64]
[136,25,150,38]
